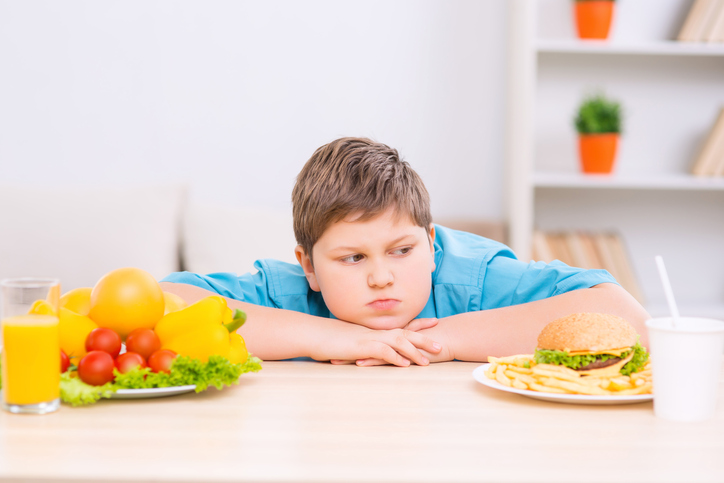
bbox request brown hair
[292,137,432,260]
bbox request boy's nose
[367,263,394,288]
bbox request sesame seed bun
[536,313,638,352]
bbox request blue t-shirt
[162,225,617,318]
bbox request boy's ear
[429,224,436,273]
[294,245,321,292]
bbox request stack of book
[532,230,645,305]
[677,0,724,42]
[691,108,724,177]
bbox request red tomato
[85,327,122,358]
[78,351,115,386]
[125,328,161,360]
[148,349,177,374]
[60,350,70,373]
[115,352,147,374]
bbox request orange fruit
[59,287,93,316]
[88,267,165,339]
[163,291,187,315]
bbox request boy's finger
[374,344,412,367]
[355,358,387,366]
[385,336,430,366]
[330,359,355,365]
[405,318,439,332]
[403,330,443,354]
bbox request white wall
[0,0,508,221]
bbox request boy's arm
[420,282,650,363]
[159,282,441,366]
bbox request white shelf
[537,39,724,56]
[534,172,724,191]
[506,0,724,312]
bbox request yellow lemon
[163,291,187,315]
[88,267,165,339]
[59,287,93,316]
[59,307,98,365]
[28,299,57,316]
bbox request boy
[161,137,649,366]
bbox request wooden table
[1,360,723,483]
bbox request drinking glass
[1,278,61,414]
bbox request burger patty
[575,357,622,371]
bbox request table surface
[1,360,723,483]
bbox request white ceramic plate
[473,363,653,405]
[109,385,197,399]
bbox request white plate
[109,385,197,399]
[473,363,653,405]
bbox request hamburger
[534,313,649,377]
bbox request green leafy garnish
[59,354,262,406]
[60,372,117,407]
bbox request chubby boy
[161,137,649,366]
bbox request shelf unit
[505,0,724,318]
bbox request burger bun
[537,313,638,352]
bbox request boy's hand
[327,326,442,367]
[347,321,454,366]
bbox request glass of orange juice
[1,278,61,414]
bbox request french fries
[485,355,652,396]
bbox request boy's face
[295,208,436,330]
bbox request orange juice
[1,315,60,405]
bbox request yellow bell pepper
[153,296,247,363]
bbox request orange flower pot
[578,133,618,174]
[574,1,614,40]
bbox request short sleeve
[161,269,276,306]
[161,259,330,316]
[480,256,619,310]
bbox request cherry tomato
[148,349,177,374]
[125,328,161,360]
[78,351,115,386]
[60,350,70,373]
[85,327,122,358]
[115,352,147,374]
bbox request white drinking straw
[655,255,679,327]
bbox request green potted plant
[574,0,615,40]
[574,93,622,174]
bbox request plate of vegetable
[110,385,197,399]
[60,354,262,406]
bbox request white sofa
[0,184,504,291]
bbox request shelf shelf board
[536,39,724,56]
[533,172,724,191]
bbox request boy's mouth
[367,299,400,311]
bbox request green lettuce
[59,354,262,406]
[620,342,648,376]
[60,372,117,407]
[534,341,648,376]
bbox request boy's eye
[340,254,365,263]
[391,247,412,256]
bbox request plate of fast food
[473,313,653,405]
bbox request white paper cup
[645,317,724,422]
